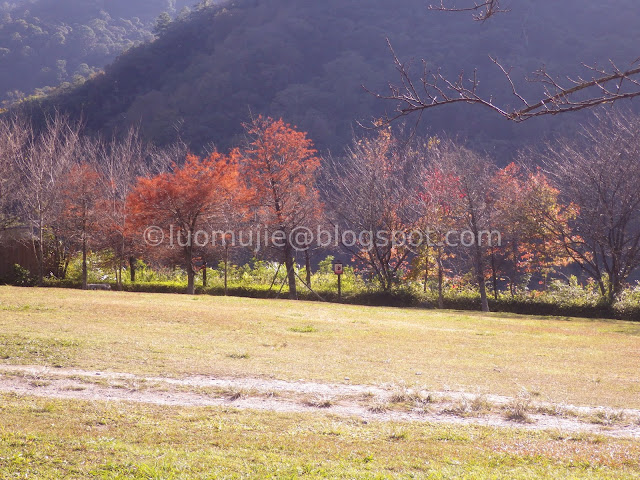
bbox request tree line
[1,110,639,311]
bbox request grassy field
[1,287,639,408]
[1,286,640,478]
[0,393,639,479]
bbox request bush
[9,264,35,287]
[614,284,640,320]
[36,256,640,321]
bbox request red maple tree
[241,116,322,299]
[128,152,245,294]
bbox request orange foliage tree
[241,116,322,300]
[491,163,574,296]
[127,152,244,294]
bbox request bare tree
[427,139,497,312]
[57,145,102,290]
[0,115,30,231]
[324,128,423,292]
[93,128,166,286]
[373,1,640,123]
[538,109,640,304]
[429,0,507,21]
[16,113,82,285]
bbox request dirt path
[1,364,639,438]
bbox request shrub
[35,257,640,320]
[10,264,35,287]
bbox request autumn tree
[324,127,422,292]
[539,109,640,303]
[413,146,466,307]
[426,139,498,312]
[241,117,322,300]
[128,152,243,295]
[490,163,573,296]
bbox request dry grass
[1,286,640,410]
[303,395,333,408]
[504,391,533,423]
[367,402,389,414]
[590,409,628,426]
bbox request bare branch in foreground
[369,40,640,124]
[429,0,509,21]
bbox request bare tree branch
[535,109,640,302]
[429,0,508,21]
[374,2,640,124]
[370,39,640,124]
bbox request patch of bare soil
[1,364,638,438]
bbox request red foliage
[127,152,245,293]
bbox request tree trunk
[437,249,444,309]
[596,277,607,298]
[304,248,312,287]
[187,269,195,295]
[129,257,136,282]
[511,241,520,294]
[607,277,622,305]
[118,233,125,289]
[186,247,195,295]
[490,252,498,301]
[82,235,88,290]
[284,243,297,300]
[423,246,429,293]
[224,245,229,296]
[37,222,44,285]
[609,266,623,305]
[475,243,490,312]
[202,260,208,288]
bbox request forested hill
[17,0,640,158]
[0,0,196,103]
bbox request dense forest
[0,0,196,103]
[11,0,640,158]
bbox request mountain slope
[19,0,640,157]
[0,0,194,103]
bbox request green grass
[0,334,80,367]
[0,393,639,479]
[1,286,640,408]
[289,325,318,333]
[1,287,640,478]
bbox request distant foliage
[0,0,192,104]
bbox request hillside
[17,0,640,157]
[0,0,195,103]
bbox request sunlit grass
[0,286,639,408]
[0,393,638,479]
